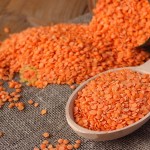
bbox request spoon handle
[138,60,150,73]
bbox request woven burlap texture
[0,14,150,150]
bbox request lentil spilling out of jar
[0,0,149,88]
[74,69,150,131]
[90,0,150,50]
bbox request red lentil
[48,144,53,149]
[74,69,150,131]
[17,102,25,111]
[63,139,69,145]
[73,144,80,149]
[40,143,47,149]
[8,102,15,108]
[16,88,21,93]
[70,85,76,90]
[28,99,34,105]
[58,139,63,144]
[13,97,19,102]
[41,109,47,115]
[3,27,10,33]
[42,140,49,145]
[34,102,39,107]
[66,144,73,150]
[33,147,40,150]
[75,140,81,144]
[42,132,50,138]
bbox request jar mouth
[88,0,98,13]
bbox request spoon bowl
[66,60,150,141]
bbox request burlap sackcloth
[0,13,150,150]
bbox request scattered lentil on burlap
[41,109,47,115]
[42,132,50,138]
[0,80,25,110]
[34,138,81,150]
[28,99,34,105]
[34,102,39,107]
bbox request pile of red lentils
[74,69,150,131]
[0,0,149,88]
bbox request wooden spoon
[66,60,150,141]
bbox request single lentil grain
[41,109,47,115]
[33,147,40,150]
[67,144,73,150]
[15,89,21,93]
[42,132,50,138]
[17,102,25,111]
[42,140,49,145]
[34,102,39,107]
[40,143,47,149]
[58,139,64,144]
[73,144,80,149]
[28,99,34,105]
[3,27,10,33]
[63,139,69,145]
[75,140,81,144]
[8,103,15,108]
[48,144,53,149]
[70,85,76,90]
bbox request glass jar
[88,0,98,13]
